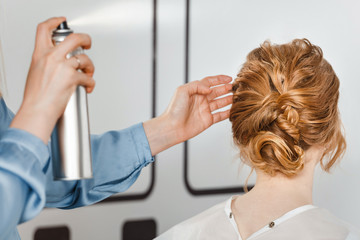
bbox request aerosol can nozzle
[57,21,70,30]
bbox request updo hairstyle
[230,39,346,177]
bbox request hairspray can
[50,21,93,180]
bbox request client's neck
[239,146,324,212]
[251,164,315,208]
[231,147,324,240]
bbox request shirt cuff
[1,128,50,169]
[130,123,154,166]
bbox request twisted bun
[230,39,345,177]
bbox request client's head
[230,39,346,177]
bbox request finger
[34,17,66,53]
[74,71,96,93]
[200,75,232,88]
[209,95,233,112]
[67,54,95,76]
[213,109,230,124]
[207,83,233,101]
[184,80,212,96]
[55,33,92,57]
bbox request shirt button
[229,212,233,218]
[269,221,275,228]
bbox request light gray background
[0,0,358,239]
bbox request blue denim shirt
[0,98,154,239]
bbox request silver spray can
[51,21,93,180]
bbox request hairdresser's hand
[10,17,95,143]
[144,75,232,155]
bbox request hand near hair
[143,75,233,156]
[10,17,95,143]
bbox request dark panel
[101,0,157,203]
[34,226,70,240]
[122,219,157,240]
[184,0,253,196]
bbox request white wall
[0,0,359,239]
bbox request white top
[155,196,360,240]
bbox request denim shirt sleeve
[45,123,154,209]
[0,128,50,239]
[0,98,154,212]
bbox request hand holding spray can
[51,21,93,180]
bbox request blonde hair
[230,39,346,177]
